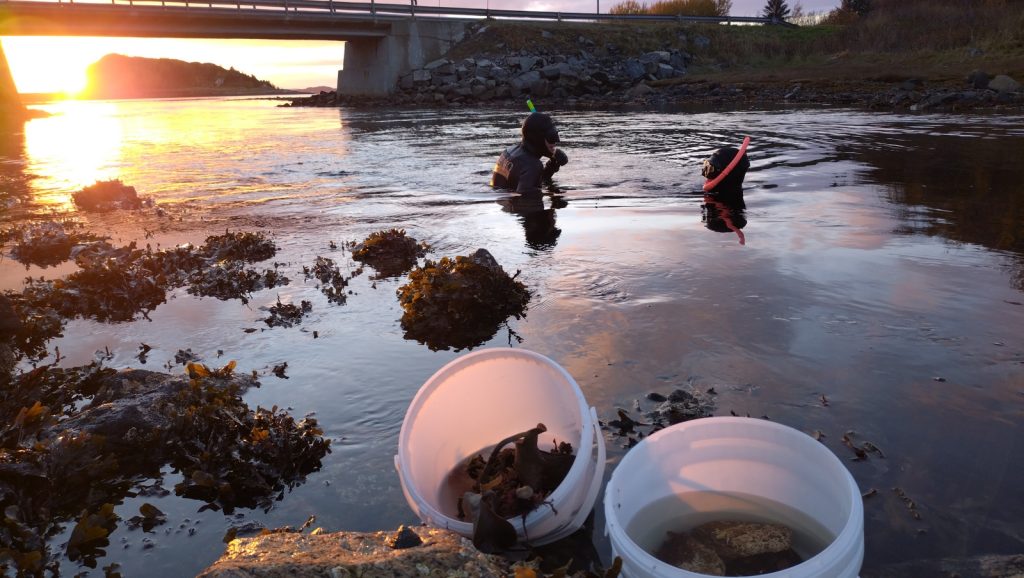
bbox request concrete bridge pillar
[1,41,27,122]
[338,19,466,97]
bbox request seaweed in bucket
[449,424,574,552]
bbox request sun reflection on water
[23,100,124,211]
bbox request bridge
[0,0,778,97]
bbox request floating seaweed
[396,249,530,351]
[199,231,277,264]
[350,228,428,279]
[72,180,147,212]
[303,256,356,305]
[263,298,312,328]
[603,388,715,448]
[187,262,289,304]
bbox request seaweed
[396,249,530,351]
[0,363,330,574]
[456,424,575,554]
[263,298,313,328]
[72,180,145,212]
[350,229,428,279]
[199,231,277,263]
[1,221,106,269]
[302,256,356,305]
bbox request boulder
[423,58,451,72]
[623,59,646,82]
[656,63,676,79]
[966,69,991,89]
[641,50,671,64]
[988,74,1021,93]
[509,70,542,94]
[411,69,431,84]
[628,82,655,98]
[198,527,517,578]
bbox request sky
[3,0,839,94]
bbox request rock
[198,528,515,578]
[693,35,711,50]
[988,74,1021,93]
[623,59,646,82]
[510,70,542,94]
[423,58,450,71]
[654,531,726,575]
[656,63,676,79]
[628,83,655,97]
[641,50,671,64]
[966,69,991,89]
[386,525,423,549]
[898,78,923,91]
[693,521,793,559]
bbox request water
[625,492,834,572]
[2,97,1024,576]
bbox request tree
[841,0,871,16]
[762,0,790,20]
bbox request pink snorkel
[702,136,751,192]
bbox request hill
[81,54,284,99]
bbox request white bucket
[604,417,863,578]
[396,347,606,545]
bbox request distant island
[79,54,300,99]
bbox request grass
[452,1,1024,87]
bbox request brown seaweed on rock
[396,249,530,351]
[72,180,146,212]
[0,363,330,574]
[0,221,107,269]
[350,228,428,279]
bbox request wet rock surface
[197,527,515,578]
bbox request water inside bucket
[625,492,835,576]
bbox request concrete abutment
[338,20,467,97]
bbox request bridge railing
[6,0,780,25]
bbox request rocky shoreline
[283,23,1024,114]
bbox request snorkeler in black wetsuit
[701,141,751,245]
[490,112,569,194]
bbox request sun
[3,37,97,96]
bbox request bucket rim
[397,347,596,537]
[603,416,864,577]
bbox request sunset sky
[3,0,839,94]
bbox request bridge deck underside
[0,4,391,39]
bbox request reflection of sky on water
[2,101,1024,575]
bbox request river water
[2,97,1023,576]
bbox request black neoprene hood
[522,112,560,151]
